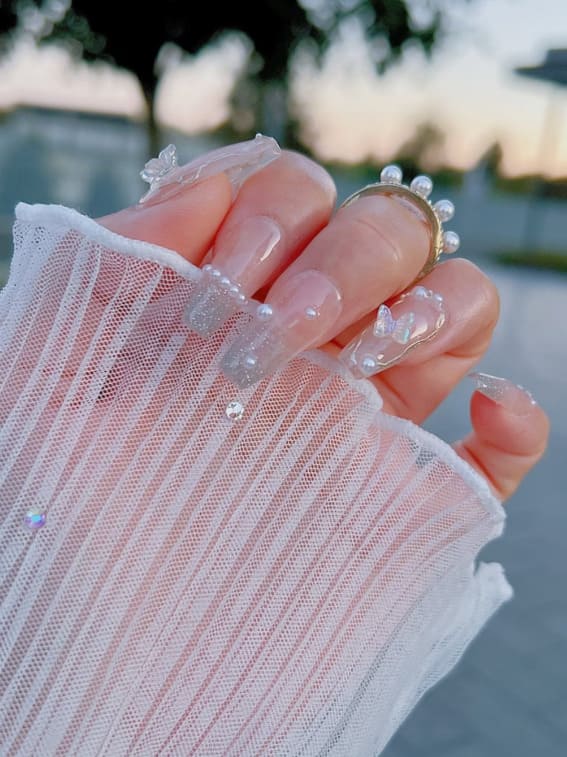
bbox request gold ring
[340,165,460,280]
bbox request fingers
[93,137,282,307]
[184,151,336,336]
[97,138,337,340]
[98,136,282,261]
[337,258,499,422]
[453,374,550,500]
[221,192,433,388]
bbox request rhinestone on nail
[244,354,258,367]
[304,306,319,319]
[225,400,245,420]
[24,510,46,530]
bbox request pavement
[383,263,567,757]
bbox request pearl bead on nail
[361,356,377,373]
[256,303,273,320]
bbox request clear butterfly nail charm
[139,144,179,201]
[373,305,416,344]
[141,144,178,183]
[339,286,446,379]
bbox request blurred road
[1,107,566,756]
[384,263,567,757]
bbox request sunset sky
[1,0,567,176]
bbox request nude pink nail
[469,372,538,416]
[138,134,281,206]
[184,216,282,337]
[221,270,343,388]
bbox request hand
[99,138,549,501]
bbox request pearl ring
[340,165,460,279]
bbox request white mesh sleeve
[0,203,512,756]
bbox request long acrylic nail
[221,269,343,388]
[138,134,281,206]
[469,372,538,416]
[339,285,446,379]
[184,215,281,337]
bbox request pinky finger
[453,372,550,501]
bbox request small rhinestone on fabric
[24,510,46,530]
[225,401,245,420]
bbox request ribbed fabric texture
[0,204,512,756]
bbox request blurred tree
[3,0,472,156]
[0,0,22,53]
[393,121,446,175]
[481,141,504,180]
[0,1,68,51]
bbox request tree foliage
[0,0,21,50]
[2,1,471,154]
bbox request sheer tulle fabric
[0,204,512,756]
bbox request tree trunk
[141,83,160,159]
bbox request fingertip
[454,384,549,501]
[469,380,549,458]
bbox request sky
[1,0,567,176]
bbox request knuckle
[350,213,404,271]
[279,150,337,206]
[463,259,500,327]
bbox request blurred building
[0,105,221,270]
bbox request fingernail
[339,285,446,379]
[138,134,281,206]
[183,216,281,337]
[469,372,538,416]
[221,269,343,388]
